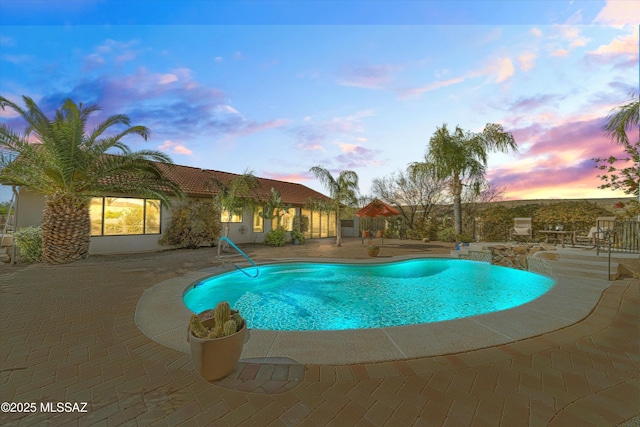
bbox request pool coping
[135,254,612,365]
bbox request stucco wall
[14,188,45,230]
[14,190,331,255]
[14,190,276,255]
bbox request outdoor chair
[361,230,371,245]
[575,216,617,247]
[375,230,384,244]
[510,218,532,241]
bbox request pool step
[452,245,618,280]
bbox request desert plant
[264,226,286,247]
[309,166,360,246]
[189,301,245,339]
[0,96,182,264]
[161,200,221,249]
[412,123,517,235]
[291,216,306,244]
[14,225,42,263]
[438,227,457,242]
[366,242,380,257]
[456,233,473,243]
[290,229,305,244]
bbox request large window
[301,208,336,239]
[90,197,161,236]
[253,207,264,233]
[272,208,295,231]
[221,209,243,223]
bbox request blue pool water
[183,259,555,331]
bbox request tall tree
[0,96,182,264]
[594,92,639,197]
[371,167,446,237]
[309,166,359,246]
[412,123,518,235]
[207,170,260,252]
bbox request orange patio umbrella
[355,199,400,218]
[356,199,400,242]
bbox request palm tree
[596,92,639,197]
[412,123,518,236]
[309,166,359,246]
[603,92,639,146]
[206,170,259,253]
[0,96,182,264]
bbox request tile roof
[156,163,332,206]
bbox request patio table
[539,230,576,248]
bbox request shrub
[160,200,221,249]
[456,233,473,243]
[438,227,457,242]
[264,227,286,247]
[14,225,42,263]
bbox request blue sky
[1,0,638,203]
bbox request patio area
[0,237,638,426]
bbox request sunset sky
[1,0,638,202]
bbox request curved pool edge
[135,255,612,365]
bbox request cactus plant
[214,301,231,325]
[223,319,237,337]
[190,315,210,339]
[189,301,244,339]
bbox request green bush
[437,227,457,242]
[160,200,221,249]
[456,233,473,243]
[264,227,286,247]
[14,226,42,263]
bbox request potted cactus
[188,301,247,381]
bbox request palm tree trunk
[335,208,342,246]
[41,193,91,264]
[451,175,463,235]
[453,193,462,235]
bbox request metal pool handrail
[218,236,260,278]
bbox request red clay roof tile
[156,163,332,205]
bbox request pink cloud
[260,172,311,183]
[588,27,638,62]
[398,77,465,99]
[338,64,396,90]
[594,0,640,25]
[510,94,562,112]
[158,140,193,155]
[487,116,631,200]
[518,51,537,72]
[158,74,178,84]
[334,145,383,169]
[495,57,515,83]
[227,118,290,139]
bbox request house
[6,162,336,255]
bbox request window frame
[90,196,162,237]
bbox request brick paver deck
[1,239,638,426]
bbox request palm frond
[604,94,639,146]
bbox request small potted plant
[291,216,306,245]
[290,229,305,245]
[188,301,247,381]
[456,233,473,247]
[366,240,380,257]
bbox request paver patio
[0,238,638,426]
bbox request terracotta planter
[367,245,380,257]
[189,319,247,381]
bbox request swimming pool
[183,259,555,331]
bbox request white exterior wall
[13,189,287,255]
[14,188,45,230]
